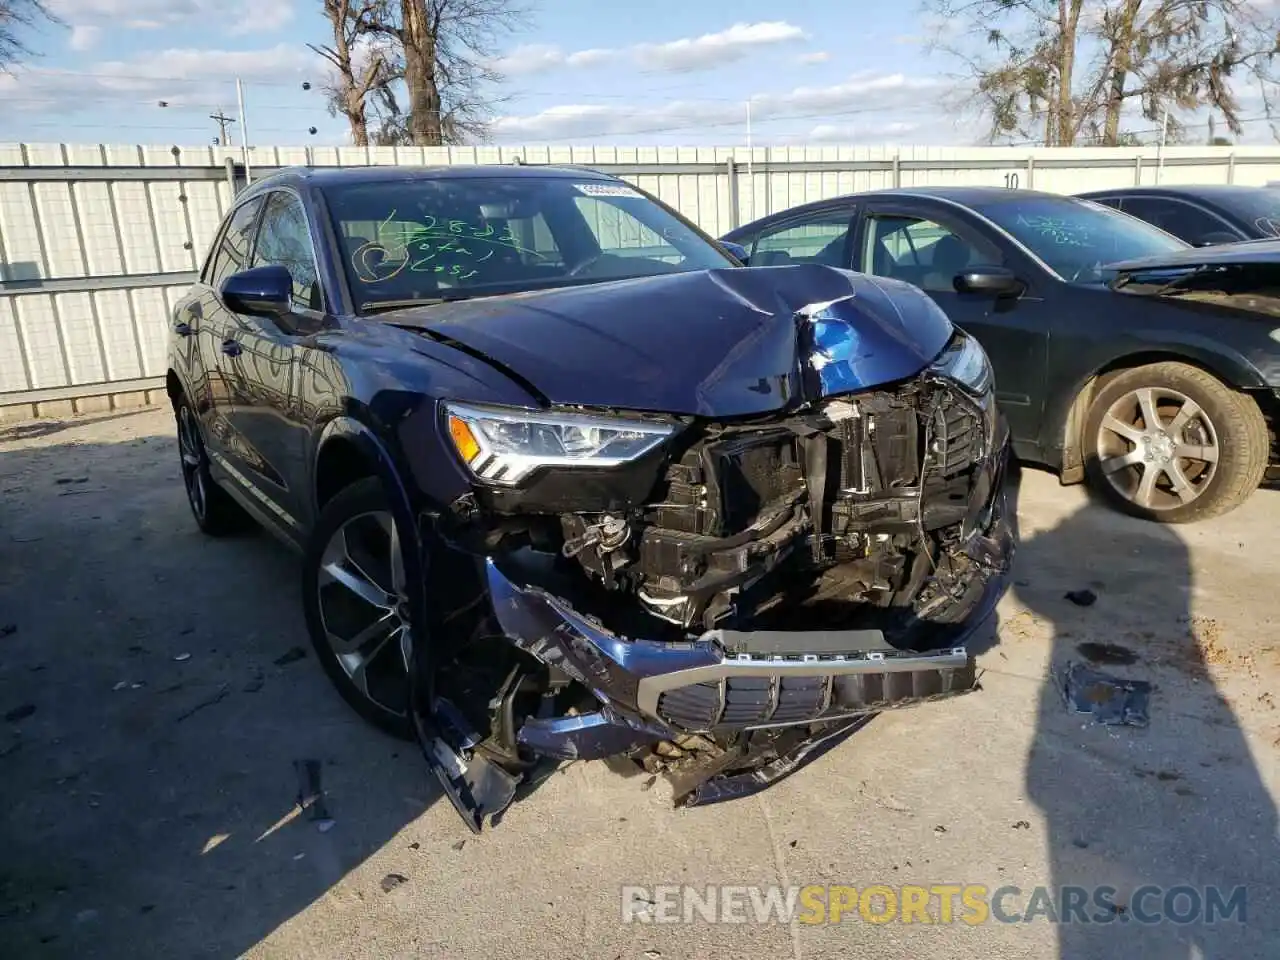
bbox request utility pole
[210,110,236,147]
[236,78,252,183]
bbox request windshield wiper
[361,295,475,315]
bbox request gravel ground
[1,406,1278,960]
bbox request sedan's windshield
[321,175,734,311]
[969,194,1188,284]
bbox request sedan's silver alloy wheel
[1095,386,1220,512]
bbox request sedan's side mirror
[221,265,293,317]
[1193,231,1240,247]
[720,240,750,265]
[954,265,1024,297]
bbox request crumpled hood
[390,264,954,417]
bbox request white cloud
[493,44,569,75]
[807,121,921,143]
[48,0,293,34]
[566,48,613,68]
[634,21,806,72]
[798,51,830,65]
[0,43,311,115]
[493,21,805,77]
[490,71,949,141]
[68,25,102,52]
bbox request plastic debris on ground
[1058,661,1151,727]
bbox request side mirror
[1193,231,1240,247]
[720,240,749,265]
[221,265,293,317]
[954,265,1024,297]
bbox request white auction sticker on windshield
[574,182,642,198]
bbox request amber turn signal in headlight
[448,414,482,465]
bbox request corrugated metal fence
[3,140,1280,417]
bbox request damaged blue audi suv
[166,164,1015,831]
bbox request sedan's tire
[1083,361,1267,523]
[302,477,415,740]
[175,396,249,536]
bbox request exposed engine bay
[557,373,1000,640]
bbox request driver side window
[252,191,321,311]
[861,216,1000,293]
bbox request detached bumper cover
[485,476,1015,772]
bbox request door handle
[174,321,193,337]
[221,339,242,357]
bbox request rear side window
[207,198,264,287]
[1119,197,1230,245]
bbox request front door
[218,189,326,537]
[853,204,1051,448]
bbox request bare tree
[0,0,60,69]
[924,0,1280,145]
[310,0,399,146]
[350,0,526,146]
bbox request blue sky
[0,0,1270,147]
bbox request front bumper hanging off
[467,480,1016,805]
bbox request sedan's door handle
[221,339,242,357]
[174,321,193,337]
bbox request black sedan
[1077,184,1280,246]
[722,186,1280,523]
[167,165,1014,830]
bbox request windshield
[1209,188,1280,237]
[969,194,1187,284]
[321,175,734,311]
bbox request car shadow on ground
[0,427,454,960]
[1006,461,1279,957]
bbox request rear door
[200,195,266,466]
[851,200,1051,445]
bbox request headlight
[931,332,993,396]
[444,402,675,485]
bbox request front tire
[1083,361,1268,523]
[302,477,415,739]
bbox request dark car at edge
[722,186,1280,523]
[1076,184,1280,246]
[166,165,1015,830]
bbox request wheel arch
[313,415,432,633]
[1054,347,1262,485]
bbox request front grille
[655,660,977,731]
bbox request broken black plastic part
[1059,661,1150,727]
[675,715,875,806]
[408,649,523,833]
